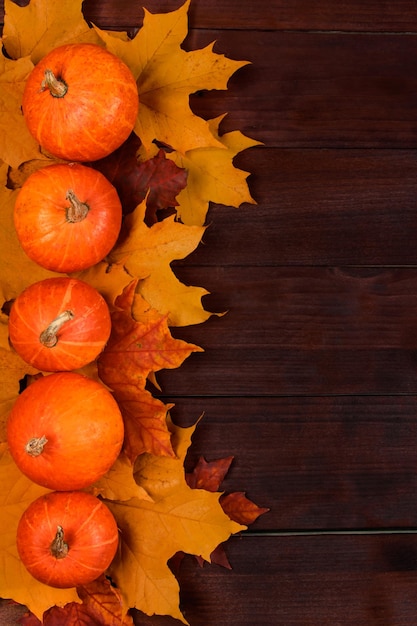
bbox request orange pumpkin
[16,491,119,588]
[22,43,139,162]
[7,372,124,490]
[8,277,111,372]
[14,162,122,272]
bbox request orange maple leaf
[98,280,203,389]
[186,455,234,491]
[220,492,270,526]
[20,577,134,625]
[97,281,201,459]
[114,386,175,462]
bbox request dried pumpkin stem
[41,69,68,98]
[50,526,69,559]
[25,435,48,457]
[66,189,90,222]
[39,310,74,348]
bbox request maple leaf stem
[50,525,69,559]
[65,189,90,222]
[39,310,74,348]
[41,69,68,98]
[25,435,48,457]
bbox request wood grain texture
[6,0,417,33]
[2,0,417,625]
[158,267,417,396]
[187,30,417,149]
[45,0,417,32]
[171,396,417,531]
[180,148,417,267]
[131,534,417,626]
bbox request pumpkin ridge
[71,501,108,539]
[9,299,39,337]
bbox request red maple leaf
[186,455,234,491]
[92,135,187,224]
[185,455,269,569]
[97,281,201,459]
[19,576,134,625]
[220,492,270,525]
[114,386,175,461]
[18,611,42,626]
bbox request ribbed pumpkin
[16,491,119,588]
[22,42,139,162]
[14,162,122,273]
[8,277,111,372]
[7,372,124,490]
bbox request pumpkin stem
[66,190,90,222]
[50,526,69,559]
[25,435,48,457]
[41,69,68,98]
[39,310,74,348]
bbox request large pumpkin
[7,372,124,490]
[22,43,139,162]
[8,277,111,372]
[14,162,122,272]
[16,491,119,588]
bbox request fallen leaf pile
[0,0,266,623]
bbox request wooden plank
[171,396,417,530]
[0,0,276,34]
[81,0,417,33]
[156,267,417,396]
[82,0,279,32]
[129,534,417,625]
[5,0,417,33]
[179,147,417,267]
[186,30,417,149]
[4,534,417,625]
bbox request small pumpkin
[8,277,111,372]
[16,491,119,588]
[14,162,122,273]
[22,42,139,162]
[7,372,124,490]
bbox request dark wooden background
[4,0,417,624]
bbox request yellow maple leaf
[0,443,80,618]
[0,162,60,304]
[7,158,56,189]
[73,260,134,312]
[168,115,262,225]
[94,0,248,154]
[109,200,214,325]
[0,56,50,168]
[0,318,38,442]
[2,0,101,63]
[106,418,245,622]
[138,265,215,327]
[91,452,153,503]
[133,416,199,501]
